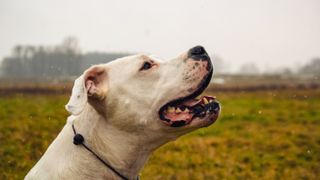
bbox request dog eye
[140,62,152,71]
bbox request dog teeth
[203,97,209,104]
[167,106,190,114]
[168,106,175,113]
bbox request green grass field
[0,88,319,179]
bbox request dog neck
[71,104,162,179]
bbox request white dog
[25,46,220,180]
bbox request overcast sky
[1,0,320,72]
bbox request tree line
[0,37,129,80]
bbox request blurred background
[0,0,319,179]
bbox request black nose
[188,45,210,61]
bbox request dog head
[66,46,220,139]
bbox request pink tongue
[165,112,193,121]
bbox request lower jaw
[183,112,218,126]
[191,113,219,127]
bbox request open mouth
[159,70,220,127]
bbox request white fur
[25,50,218,180]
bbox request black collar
[71,124,139,180]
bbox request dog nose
[189,46,206,56]
[188,46,210,61]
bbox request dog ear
[65,65,108,115]
[65,75,87,115]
